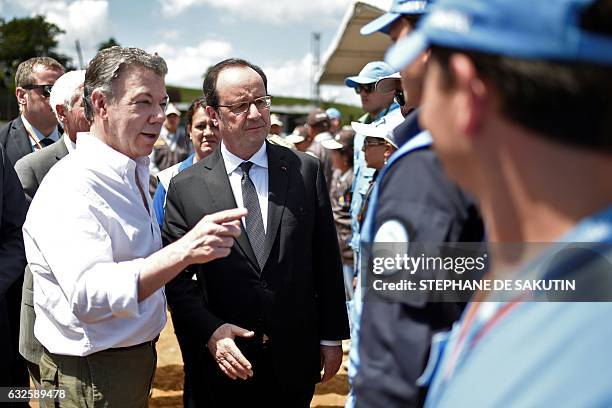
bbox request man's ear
[91,90,109,119]
[449,53,488,137]
[15,87,27,107]
[206,106,219,126]
[55,104,67,125]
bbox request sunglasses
[394,89,405,106]
[354,83,375,94]
[362,138,387,148]
[23,84,53,98]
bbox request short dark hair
[429,0,612,151]
[184,96,207,134]
[202,58,267,110]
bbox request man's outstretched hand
[208,323,255,380]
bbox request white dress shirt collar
[64,134,77,153]
[221,140,268,175]
[76,131,150,179]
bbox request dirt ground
[149,316,349,407]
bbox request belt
[109,335,159,352]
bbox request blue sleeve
[152,182,167,229]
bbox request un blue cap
[361,0,432,36]
[326,107,341,120]
[386,0,612,70]
[345,61,397,88]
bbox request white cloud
[149,39,233,88]
[263,53,358,105]
[10,0,111,68]
[159,0,351,25]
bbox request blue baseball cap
[326,107,341,120]
[345,61,397,88]
[386,0,612,70]
[361,0,432,36]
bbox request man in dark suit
[0,144,27,387]
[162,58,349,407]
[15,70,88,389]
[0,57,65,167]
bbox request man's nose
[246,102,262,119]
[151,105,166,123]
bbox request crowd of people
[1,0,611,406]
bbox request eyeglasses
[354,84,375,94]
[22,84,53,98]
[218,95,272,115]
[363,138,387,148]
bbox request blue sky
[0,0,363,104]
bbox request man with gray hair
[0,57,65,166]
[14,70,89,390]
[23,46,245,406]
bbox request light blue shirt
[21,115,60,151]
[423,206,612,407]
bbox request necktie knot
[239,161,254,176]
[39,137,54,148]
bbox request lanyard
[21,118,45,150]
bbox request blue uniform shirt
[423,206,612,407]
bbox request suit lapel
[262,143,289,268]
[10,118,34,160]
[200,148,260,272]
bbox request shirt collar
[75,132,149,178]
[63,134,77,153]
[21,114,60,142]
[221,140,268,175]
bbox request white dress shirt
[221,141,269,233]
[220,141,340,347]
[23,132,166,356]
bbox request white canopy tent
[316,0,392,86]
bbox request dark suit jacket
[0,144,27,385]
[162,142,349,388]
[0,117,33,167]
[14,136,70,364]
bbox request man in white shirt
[23,46,245,407]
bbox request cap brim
[375,72,401,93]
[285,135,305,144]
[360,12,400,36]
[385,30,429,70]
[321,139,344,150]
[345,76,376,88]
[351,121,385,138]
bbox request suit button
[261,280,268,288]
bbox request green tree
[98,37,120,51]
[0,15,71,88]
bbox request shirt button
[261,280,268,288]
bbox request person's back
[384,0,612,405]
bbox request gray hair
[50,70,86,121]
[84,46,168,121]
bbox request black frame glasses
[22,84,53,98]
[218,95,272,115]
[354,83,375,94]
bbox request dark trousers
[199,341,315,408]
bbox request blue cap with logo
[386,0,612,70]
[345,61,397,88]
[361,0,432,36]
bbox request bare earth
[150,316,349,407]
